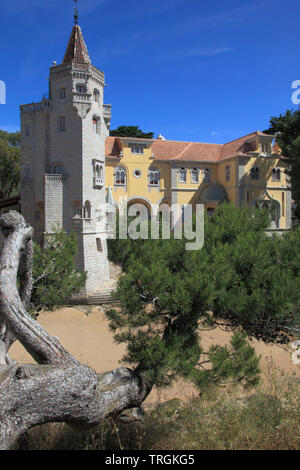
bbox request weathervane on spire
[74,0,79,25]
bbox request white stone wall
[45,175,63,231]
[20,59,111,297]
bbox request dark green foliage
[109,126,154,139]
[31,228,86,309]
[107,204,300,390]
[0,130,21,199]
[265,109,300,218]
[0,129,21,147]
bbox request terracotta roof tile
[63,25,91,64]
[151,140,222,162]
[105,131,276,163]
[106,136,121,158]
[221,131,275,159]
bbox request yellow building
[105,130,291,231]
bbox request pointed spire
[63,24,91,64]
[74,0,79,25]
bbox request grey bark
[0,211,152,450]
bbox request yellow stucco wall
[105,140,291,230]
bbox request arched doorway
[254,198,280,229]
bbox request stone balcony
[103,104,111,118]
[94,176,104,188]
[72,92,92,104]
[20,99,51,113]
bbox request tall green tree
[110,126,154,139]
[31,228,86,310]
[265,109,300,217]
[107,204,300,391]
[0,129,21,199]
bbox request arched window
[149,168,160,186]
[272,167,281,182]
[93,88,100,105]
[250,165,259,180]
[115,166,126,186]
[191,168,199,183]
[83,201,91,219]
[179,168,187,183]
[96,165,103,178]
[93,160,104,188]
[203,168,210,183]
[76,83,87,93]
[73,200,82,219]
[255,199,280,228]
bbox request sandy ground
[10,306,300,407]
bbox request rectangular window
[59,116,66,132]
[93,119,98,133]
[25,124,30,137]
[60,88,66,99]
[96,238,102,252]
[282,192,285,217]
[262,143,270,154]
[129,143,145,154]
[93,118,100,134]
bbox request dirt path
[10,306,300,406]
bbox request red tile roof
[106,136,122,158]
[153,140,222,162]
[63,25,91,64]
[105,131,276,163]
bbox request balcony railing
[103,104,111,116]
[45,174,63,183]
[72,92,92,103]
[20,100,51,113]
[94,176,104,188]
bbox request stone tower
[20,21,112,299]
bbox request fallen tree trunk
[0,212,152,450]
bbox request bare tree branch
[0,212,154,449]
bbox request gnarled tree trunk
[0,212,152,450]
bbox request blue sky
[0,0,299,143]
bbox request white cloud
[150,45,234,62]
[188,47,234,57]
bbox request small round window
[133,169,142,178]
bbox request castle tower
[20,16,112,299]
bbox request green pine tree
[265,109,300,218]
[31,228,86,310]
[107,204,300,391]
[0,130,21,199]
